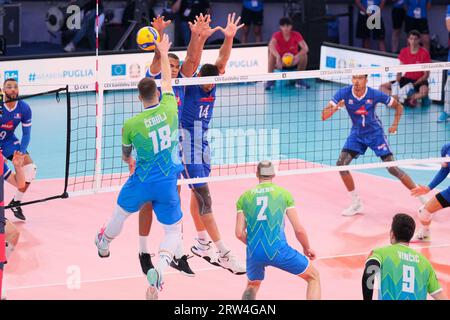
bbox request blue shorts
[436,186,450,208]
[117,174,182,225]
[246,245,310,281]
[182,163,211,189]
[343,131,392,158]
[0,138,21,160]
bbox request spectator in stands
[355,0,386,52]
[265,17,310,91]
[240,0,264,43]
[404,0,431,52]
[64,0,103,52]
[391,0,406,53]
[437,5,450,122]
[380,30,430,108]
[172,0,210,46]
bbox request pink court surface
[2,170,450,300]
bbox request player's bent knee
[193,185,213,216]
[24,163,37,183]
[300,265,320,283]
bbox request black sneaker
[139,253,154,275]
[9,200,26,221]
[170,255,195,277]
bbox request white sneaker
[217,251,246,275]
[191,239,220,266]
[413,227,431,242]
[146,268,162,300]
[341,199,363,216]
[63,42,76,52]
[95,228,110,258]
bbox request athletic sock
[350,190,359,201]
[14,191,24,202]
[214,240,230,257]
[197,230,209,245]
[139,236,149,254]
[5,242,14,259]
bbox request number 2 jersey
[0,100,32,151]
[367,244,442,300]
[236,182,295,261]
[122,92,183,183]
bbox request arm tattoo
[122,145,132,159]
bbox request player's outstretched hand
[189,13,220,39]
[411,185,431,197]
[155,33,172,56]
[304,248,316,260]
[12,151,25,168]
[218,13,244,39]
[151,15,171,33]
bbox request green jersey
[368,244,442,300]
[122,92,183,182]
[236,182,295,260]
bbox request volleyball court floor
[3,168,450,300]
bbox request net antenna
[114,0,152,51]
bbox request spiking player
[235,161,321,300]
[95,34,184,300]
[322,74,426,216]
[0,80,37,221]
[137,14,221,277]
[180,13,246,274]
[362,213,446,300]
[410,142,450,241]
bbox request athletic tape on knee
[193,185,213,216]
[24,163,37,183]
[418,206,432,223]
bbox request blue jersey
[3,162,11,180]
[405,0,430,19]
[0,100,32,151]
[331,86,392,136]
[441,143,450,162]
[393,0,405,8]
[243,0,263,11]
[361,0,382,8]
[146,70,185,117]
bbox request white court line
[6,243,450,292]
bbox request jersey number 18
[148,125,172,154]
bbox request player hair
[3,78,17,85]
[257,161,275,179]
[352,74,368,78]
[279,17,293,26]
[168,53,180,61]
[137,77,157,101]
[199,64,220,77]
[407,30,421,38]
[391,213,416,243]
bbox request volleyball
[136,26,161,51]
[282,53,295,67]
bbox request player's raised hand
[151,16,171,33]
[12,151,25,168]
[304,248,316,260]
[411,185,431,197]
[189,13,220,39]
[218,13,244,39]
[155,33,172,56]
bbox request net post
[94,1,103,192]
[62,85,71,199]
[0,153,5,298]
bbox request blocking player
[235,161,321,300]
[362,213,446,300]
[321,74,426,216]
[95,35,184,300]
[1,79,37,221]
[180,13,246,274]
[410,142,450,241]
[138,14,221,276]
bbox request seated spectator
[437,5,450,122]
[404,0,431,52]
[240,0,264,43]
[266,17,309,90]
[355,0,386,52]
[172,0,210,46]
[64,0,103,52]
[380,30,431,107]
[391,0,406,53]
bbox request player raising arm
[1,80,37,221]
[321,74,426,216]
[235,161,320,300]
[410,142,450,241]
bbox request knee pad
[418,206,432,224]
[24,163,37,183]
[386,166,405,179]
[193,185,212,216]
